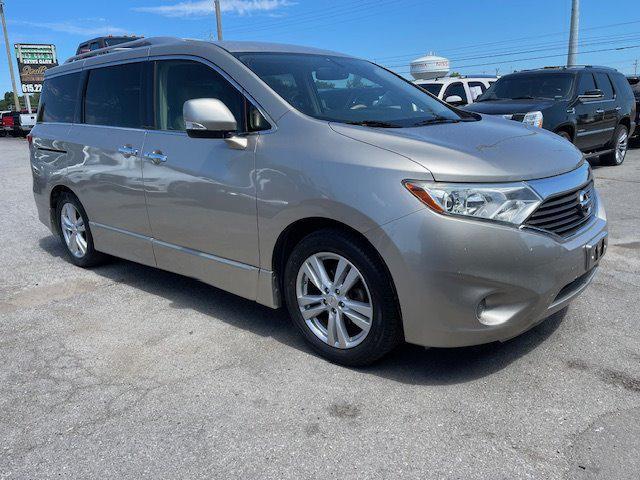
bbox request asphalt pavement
[1,136,639,479]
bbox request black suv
[628,76,640,141]
[465,66,636,165]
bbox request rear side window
[468,81,486,101]
[594,72,614,100]
[38,73,80,123]
[419,83,443,96]
[155,60,245,131]
[577,73,596,95]
[84,63,143,128]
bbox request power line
[373,18,640,62]
[392,44,640,74]
[383,33,640,69]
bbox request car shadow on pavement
[39,235,566,386]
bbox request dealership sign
[14,43,58,94]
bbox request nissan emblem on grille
[578,189,592,217]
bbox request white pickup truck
[16,112,37,136]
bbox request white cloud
[133,0,292,18]
[12,20,129,37]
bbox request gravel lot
[1,136,639,479]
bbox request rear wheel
[601,125,628,166]
[55,192,106,267]
[283,229,403,366]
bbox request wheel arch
[271,217,400,311]
[619,115,631,132]
[554,123,575,141]
[49,184,79,234]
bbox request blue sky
[1,0,640,96]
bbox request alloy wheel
[616,130,628,164]
[60,203,88,258]
[295,252,373,349]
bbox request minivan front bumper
[365,190,607,348]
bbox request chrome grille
[525,181,595,238]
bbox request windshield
[630,80,640,99]
[236,53,468,127]
[477,73,575,101]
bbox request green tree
[0,91,40,111]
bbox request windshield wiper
[510,95,535,100]
[346,120,402,128]
[411,117,461,127]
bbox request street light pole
[0,0,21,111]
[567,0,579,67]
[214,0,223,41]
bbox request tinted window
[594,72,614,100]
[84,63,143,128]
[38,73,80,123]
[443,82,468,103]
[577,73,596,95]
[479,73,574,101]
[418,83,443,96]
[104,37,135,47]
[155,60,245,131]
[237,53,463,127]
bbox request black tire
[556,130,573,143]
[283,228,403,366]
[54,192,107,268]
[601,124,629,166]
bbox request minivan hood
[330,115,583,182]
[464,99,556,115]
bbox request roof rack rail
[65,37,178,64]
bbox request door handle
[615,106,621,111]
[595,109,605,114]
[144,150,168,165]
[118,145,138,158]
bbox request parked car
[628,76,640,141]
[16,111,37,136]
[31,38,607,365]
[1,110,14,135]
[0,110,9,136]
[465,66,636,165]
[75,35,142,55]
[415,75,497,106]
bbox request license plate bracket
[585,232,607,270]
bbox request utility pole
[567,0,579,67]
[634,59,638,76]
[214,0,223,41]
[0,0,21,111]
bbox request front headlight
[523,111,543,128]
[403,180,542,226]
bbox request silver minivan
[30,37,607,365]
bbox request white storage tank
[410,54,450,80]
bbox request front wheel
[283,229,403,366]
[601,125,628,166]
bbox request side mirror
[578,89,604,102]
[445,95,464,105]
[183,98,247,149]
